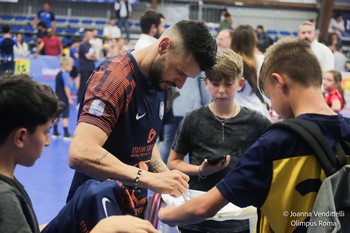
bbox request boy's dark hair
[140,9,165,34]
[174,20,217,74]
[2,24,11,34]
[0,74,64,145]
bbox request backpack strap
[270,118,346,177]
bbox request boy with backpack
[158,38,350,232]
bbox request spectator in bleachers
[256,25,273,53]
[114,0,132,43]
[32,2,56,31]
[69,38,80,93]
[231,24,270,119]
[103,17,121,42]
[134,9,166,50]
[106,36,128,58]
[34,27,63,57]
[77,29,97,107]
[298,21,334,73]
[35,21,48,55]
[216,28,233,49]
[0,24,17,75]
[327,32,343,53]
[219,12,233,32]
[328,13,345,38]
[13,33,30,57]
[309,18,320,40]
[90,29,104,60]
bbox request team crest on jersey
[89,99,105,116]
[159,101,164,120]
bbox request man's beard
[303,38,312,44]
[149,56,165,91]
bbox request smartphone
[207,155,226,165]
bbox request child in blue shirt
[53,56,74,140]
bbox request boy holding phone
[166,49,271,233]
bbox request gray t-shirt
[172,105,271,191]
[0,174,39,233]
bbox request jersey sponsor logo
[159,101,164,120]
[89,99,105,116]
[102,197,111,217]
[147,128,157,143]
[136,112,146,120]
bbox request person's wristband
[198,165,207,180]
[133,168,142,190]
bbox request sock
[53,125,59,134]
[63,127,69,136]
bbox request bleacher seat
[95,20,107,25]
[81,19,93,26]
[1,15,14,21]
[22,35,32,43]
[266,30,278,36]
[95,20,107,29]
[27,16,35,21]
[68,18,80,25]
[11,25,23,32]
[292,31,298,37]
[23,25,36,34]
[279,30,292,37]
[14,15,27,25]
[55,27,65,34]
[62,37,72,46]
[65,28,78,35]
[56,18,67,25]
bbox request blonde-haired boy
[52,56,74,140]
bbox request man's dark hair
[140,9,165,34]
[0,74,64,145]
[2,24,10,34]
[175,20,217,74]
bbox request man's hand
[146,170,190,197]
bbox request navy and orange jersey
[67,51,165,201]
[43,180,146,233]
[216,114,350,233]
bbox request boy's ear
[204,77,210,90]
[12,128,27,148]
[237,77,245,91]
[272,73,289,94]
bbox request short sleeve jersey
[216,114,350,233]
[68,51,166,199]
[37,10,55,28]
[55,70,70,103]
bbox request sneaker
[52,133,61,139]
[63,134,73,141]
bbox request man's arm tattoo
[94,151,109,164]
[150,160,162,172]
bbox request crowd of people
[0,2,350,233]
